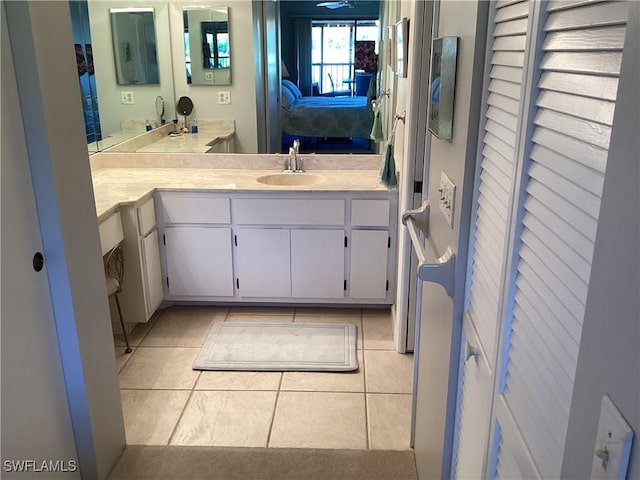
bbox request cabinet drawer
[161,193,230,224]
[351,200,390,227]
[234,199,344,225]
[98,211,124,256]
[137,197,157,236]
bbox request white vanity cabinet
[290,229,345,298]
[234,228,345,299]
[157,191,396,305]
[158,193,234,298]
[235,228,291,297]
[349,200,393,299]
[116,197,164,323]
[164,227,234,297]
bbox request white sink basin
[256,173,322,186]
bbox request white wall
[169,0,258,153]
[412,0,488,477]
[88,1,176,135]
[561,4,640,477]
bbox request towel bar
[402,200,456,297]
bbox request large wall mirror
[71,1,382,155]
[183,7,231,86]
[110,7,160,85]
[70,1,176,153]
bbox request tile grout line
[265,372,284,448]
[361,309,371,450]
[166,371,201,446]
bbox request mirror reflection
[183,7,230,86]
[69,0,101,153]
[110,7,160,85]
[72,1,382,155]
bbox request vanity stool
[105,244,132,353]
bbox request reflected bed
[281,80,373,139]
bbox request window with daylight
[311,20,379,95]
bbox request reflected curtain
[294,18,312,96]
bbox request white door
[1,10,79,470]
[451,316,493,479]
[349,230,389,299]
[164,227,234,296]
[491,2,629,477]
[291,229,345,298]
[142,229,164,314]
[452,0,532,476]
[236,228,291,297]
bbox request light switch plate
[438,171,455,228]
[218,91,231,104]
[204,71,214,81]
[121,91,134,104]
[591,394,634,479]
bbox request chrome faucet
[285,139,304,172]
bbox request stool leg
[114,294,132,353]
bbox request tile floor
[114,306,414,450]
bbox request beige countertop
[92,167,392,222]
[136,123,235,153]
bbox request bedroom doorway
[267,1,381,155]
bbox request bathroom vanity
[92,154,397,324]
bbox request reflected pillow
[281,86,296,108]
[282,79,302,99]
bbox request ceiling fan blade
[316,1,350,9]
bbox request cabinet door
[236,228,290,297]
[291,229,345,298]
[164,227,234,296]
[141,229,164,315]
[349,230,388,299]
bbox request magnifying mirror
[155,95,165,124]
[177,96,194,116]
[176,96,194,133]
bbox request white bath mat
[193,322,358,372]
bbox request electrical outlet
[204,71,214,81]
[438,171,456,228]
[121,91,134,104]
[218,91,231,105]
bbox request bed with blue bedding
[281,80,373,139]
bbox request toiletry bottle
[172,118,178,133]
[145,119,152,131]
[191,118,198,134]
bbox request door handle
[402,200,456,297]
[465,341,479,362]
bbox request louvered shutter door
[496,1,628,478]
[465,0,530,366]
[454,1,531,477]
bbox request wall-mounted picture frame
[395,18,408,78]
[428,36,458,140]
[386,25,395,70]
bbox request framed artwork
[428,36,458,139]
[395,18,408,77]
[386,25,395,70]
